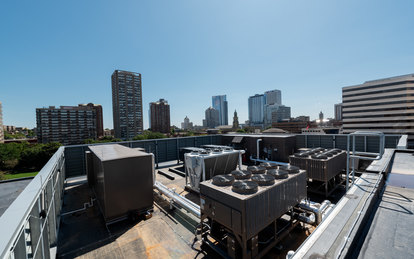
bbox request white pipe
[299,199,331,225]
[297,212,316,225]
[321,204,335,220]
[154,181,200,218]
[256,139,262,164]
[249,156,288,166]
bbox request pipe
[256,139,262,164]
[297,212,315,225]
[298,199,331,225]
[154,181,200,218]
[321,204,335,221]
[238,151,244,170]
[319,200,331,214]
[249,156,288,166]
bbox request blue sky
[1,0,414,129]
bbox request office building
[149,99,170,133]
[112,70,143,140]
[319,111,324,122]
[264,104,291,127]
[264,89,282,105]
[334,103,343,121]
[181,116,193,130]
[203,107,219,128]
[271,106,291,123]
[248,94,265,127]
[212,95,228,125]
[0,101,3,143]
[342,74,414,140]
[36,103,103,145]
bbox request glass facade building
[212,95,228,126]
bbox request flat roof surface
[0,178,32,217]
[387,152,414,189]
[88,144,150,161]
[356,151,414,258]
[57,162,318,258]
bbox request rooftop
[0,134,413,259]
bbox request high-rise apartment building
[342,74,414,141]
[334,103,343,121]
[0,101,4,143]
[212,95,228,126]
[112,70,143,140]
[248,94,265,127]
[181,116,193,130]
[203,107,219,128]
[264,90,282,105]
[36,103,103,145]
[149,99,170,133]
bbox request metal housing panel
[89,144,154,222]
[200,170,307,240]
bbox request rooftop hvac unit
[184,148,243,192]
[87,144,154,223]
[289,148,346,182]
[200,166,307,258]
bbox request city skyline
[2,1,414,129]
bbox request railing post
[155,140,159,168]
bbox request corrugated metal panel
[64,146,86,177]
[64,136,224,178]
[335,136,348,150]
[354,136,365,152]
[366,136,380,153]
[320,135,334,148]
[307,136,321,148]
[296,135,305,148]
[385,136,399,148]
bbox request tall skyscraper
[319,111,324,121]
[212,95,228,125]
[36,103,103,145]
[149,99,170,133]
[334,103,343,121]
[264,90,282,105]
[248,94,265,127]
[0,101,3,143]
[112,70,143,140]
[203,107,219,128]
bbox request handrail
[346,131,385,191]
[0,146,65,259]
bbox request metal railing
[345,131,385,191]
[0,147,65,259]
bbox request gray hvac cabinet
[87,144,154,223]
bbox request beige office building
[342,74,414,141]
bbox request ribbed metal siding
[64,146,86,178]
[335,136,348,150]
[64,136,225,178]
[295,134,401,152]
